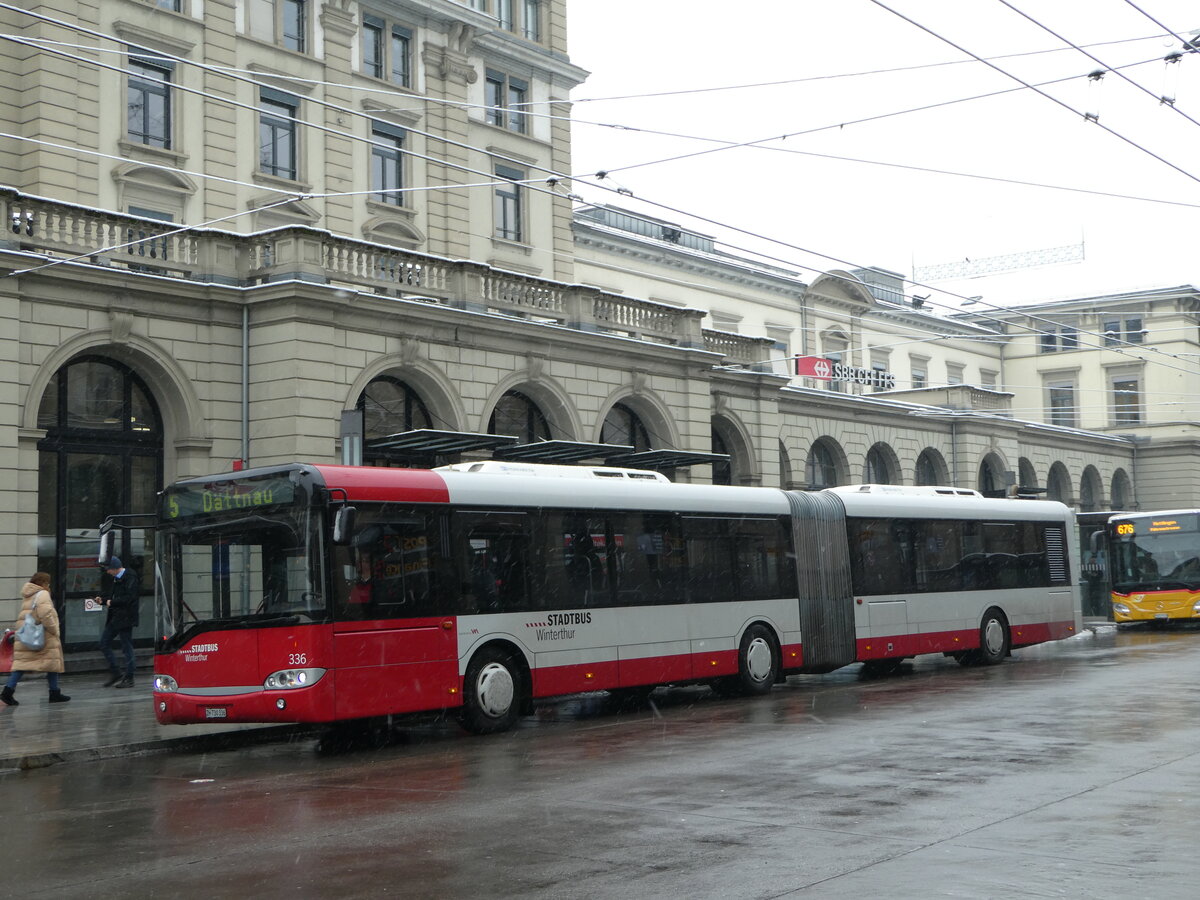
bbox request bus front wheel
[460,646,524,734]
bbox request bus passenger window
[612,513,682,606]
[913,520,962,593]
[333,511,441,620]
[733,518,796,601]
[682,517,735,604]
[847,518,915,595]
[563,515,610,606]
[454,512,531,614]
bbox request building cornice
[574,224,805,298]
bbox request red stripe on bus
[857,620,1077,660]
[310,464,450,503]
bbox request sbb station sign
[794,355,897,390]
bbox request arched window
[1080,466,1103,512]
[806,440,838,489]
[779,441,792,489]
[1018,458,1038,495]
[1111,468,1133,510]
[864,444,894,484]
[978,453,1007,498]
[357,375,432,440]
[489,390,551,443]
[37,357,162,650]
[915,449,943,486]
[356,375,434,466]
[711,427,732,485]
[601,402,651,453]
[1046,463,1072,504]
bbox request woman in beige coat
[2,572,69,705]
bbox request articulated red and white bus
[140,462,1080,733]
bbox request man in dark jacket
[97,556,141,688]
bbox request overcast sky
[564,0,1200,314]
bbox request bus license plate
[204,707,228,719]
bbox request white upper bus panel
[437,467,789,515]
[437,461,670,483]
[828,484,981,498]
[833,485,1072,522]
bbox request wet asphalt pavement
[5,625,1200,899]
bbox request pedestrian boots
[115,677,134,689]
[48,690,70,703]
[1,686,15,706]
[102,670,122,687]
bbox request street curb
[0,724,320,773]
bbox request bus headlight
[1192,599,1200,614]
[1113,602,1130,615]
[153,675,178,693]
[264,668,326,690]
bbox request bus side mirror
[98,531,111,566]
[1089,531,1104,554]
[333,506,357,545]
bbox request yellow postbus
[1108,511,1200,622]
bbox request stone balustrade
[703,329,775,371]
[0,188,723,358]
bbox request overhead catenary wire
[572,52,1181,179]
[1118,0,1198,50]
[22,31,1197,220]
[993,0,1200,130]
[564,30,1174,105]
[863,0,1200,188]
[12,25,1183,214]
[8,1,1189,227]
[15,11,1189,223]
[14,28,1168,118]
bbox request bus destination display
[1112,514,1200,537]
[166,478,296,519]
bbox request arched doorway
[37,356,163,649]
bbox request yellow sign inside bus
[1149,520,1182,533]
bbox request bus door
[332,509,458,719]
[786,491,856,672]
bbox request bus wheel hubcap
[746,638,772,682]
[983,620,1004,655]
[477,662,514,717]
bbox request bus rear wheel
[460,647,524,734]
[969,609,1008,667]
[717,624,780,696]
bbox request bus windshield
[1111,530,1200,593]
[157,476,327,650]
